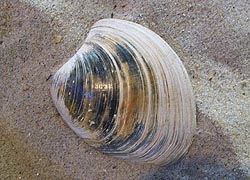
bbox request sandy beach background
[1,0,249,179]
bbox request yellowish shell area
[51,19,196,165]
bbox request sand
[1,0,249,179]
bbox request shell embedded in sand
[51,18,196,165]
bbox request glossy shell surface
[51,19,196,165]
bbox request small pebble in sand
[22,84,29,91]
[208,74,213,81]
[59,121,65,126]
[53,35,62,44]
[121,3,127,8]
[241,80,247,88]
[194,63,200,69]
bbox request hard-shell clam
[51,19,196,165]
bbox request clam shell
[51,19,196,165]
